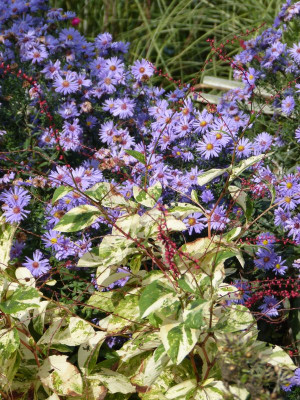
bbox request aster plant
[0,0,299,399]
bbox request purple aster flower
[187,167,202,186]
[59,131,81,152]
[62,118,82,136]
[74,236,92,258]
[295,126,300,143]
[76,73,92,88]
[281,95,295,115]
[275,193,300,211]
[292,259,300,270]
[242,67,258,86]
[226,280,251,305]
[53,71,79,95]
[42,230,63,251]
[211,130,231,147]
[272,256,288,275]
[39,128,56,147]
[41,60,61,79]
[285,215,300,240]
[112,97,135,119]
[55,237,77,260]
[58,100,79,119]
[253,132,273,154]
[0,186,31,206]
[59,28,82,47]
[288,42,300,64]
[2,202,29,224]
[278,174,299,196]
[197,135,222,160]
[184,212,206,235]
[291,368,300,386]
[90,56,106,75]
[99,71,117,93]
[105,56,125,77]
[10,240,25,259]
[201,190,214,203]
[131,59,154,81]
[23,250,51,278]
[209,205,230,231]
[27,45,48,64]
[258,295,280,317]
[274,207,290,227]
[254,248,277,271]
[95,32,112,52]
[256,232,276,248]
[85,116,98,129]
[0,187,31,223]
[150,164,172,187]
[170,174,190,194]
[174,116,192,138]
[234,137,253,158]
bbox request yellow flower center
[50,238,57,244]
[286,182,293,189]
[188,218,196,226]
[216,133,222,139]
[200,120,207,127]
[262,240,268,245]
[285,196,291,203]
[249,74,254,80]
[176,151,181,156]
[206,143,213,150]
[275,264,281,269]
[238,145,245,152]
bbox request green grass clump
[52,0,283,83]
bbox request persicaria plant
[0,0,299,399]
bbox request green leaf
[177,276,196,294]
[125,149,146,164]
[223,227,241,241]
[228,185,253,222]
[87,368,135,394]
[217,305,255,333]
[130,254,143,274]
[85,182,129,208]
[183,299,208,329]
[52,186,73,204]
[169,203,203,218]
[139,281,177,319]
[77,246,103,268]
[191,190,199,204]
[54,205,101,232]
[0,286,40,314]
[39,355,83,396]
[0,328,20,359]
[0,215,17,270]
[165,379,197,399]
[165,323,200,365]
[133,181,162,207]
[39,317,95,346]
[78,331,106,374]
[229,153,267,181]
[197,168,228,186]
